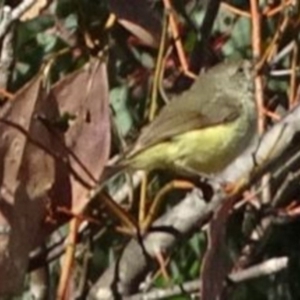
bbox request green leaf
[110,85,134,137]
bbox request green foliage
[2,0,299,298]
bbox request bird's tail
[99,162,127,184]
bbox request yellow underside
[128,118,250,174]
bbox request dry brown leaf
[201,196,236,300]
[0,74,57,294]
[0,59,110,294]
[109,0,162,47]
[46,59,110,214]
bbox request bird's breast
[126,104,257,175]
[172,111,256,174]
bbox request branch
[0,0,36,38]
[124,257,288,300]
[87,104,300,299]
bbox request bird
[114,59,257,178]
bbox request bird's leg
[154,251,171,282]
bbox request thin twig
[57,218,80,300]
[289,41,298,107]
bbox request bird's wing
[131,80,242,152]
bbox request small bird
[110,60,257,178]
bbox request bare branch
[0,6,13,90]
[0,0,36,38]
[88,103,300,299]
[124,257,288,300]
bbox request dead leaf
[200,196,236,300]
[46,59,110,214]
[0,59,110,294]
[109,0,162,47]
[0,74,58,294]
